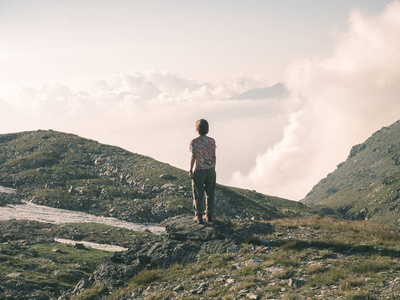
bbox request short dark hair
[196,119,209,135]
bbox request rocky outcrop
[64,215,274,298]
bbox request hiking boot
[193,214,203,224]
[203,213,212,222]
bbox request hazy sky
[0,0,390,94]
[1,0,399,200]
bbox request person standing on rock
[189,119,216,224]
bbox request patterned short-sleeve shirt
[189,136,216,170]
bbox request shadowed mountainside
[302,119,400,225]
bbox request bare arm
[189,153,196,179]
[212,149,216,166]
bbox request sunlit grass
[339,276,366,291]
[104,217,400,299]
[350,256,393,274]
[130,269,160,286]
[269,216,400,250]
[71,284,107,300]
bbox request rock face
[302,119,400,225]
[64,215,274,298]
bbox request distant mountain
[302,119,400,225]
[231,83,288,100]
[0,130,314,222]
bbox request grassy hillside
[0,130,315,222]
[105,216,400,299]
[302,119,400,225]
[0,219,158,299]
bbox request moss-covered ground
[0,220,161,299]
[0,242,111,299]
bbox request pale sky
[1,0,399,200]
[0,0,390,93]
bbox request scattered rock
[73,243,87,250]
[190,288,200,294]
[173,285,184,292]
[64,215,277,295]
[160,174,176,180]
[288,278,306,288]
[71,278,90,295]
[161,183,176,189]
[264,266,285,274]
[246,293,259,300]
[233,257,264,269]
[7,272,22,278]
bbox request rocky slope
[0,130,314,222]
[113,216,399,300]
[60,216,274,299]
[302,119,400,225]
[1,215,399,299]
[0,220,121,299]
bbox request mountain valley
[0,129,399,299]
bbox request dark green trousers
[192,167,216,215]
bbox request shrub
[350,257,392,274]
[306,263,328,275]
[340,276,365,291]
[130,269,160,285]
[307,267,346,286]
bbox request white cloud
[231,1,400,200]
[1,70,284,189]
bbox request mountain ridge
[230,83,288,100]
[302,119,400,225]
[0,129,315,223]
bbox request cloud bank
[231,1,400,199]
[0,71,285,191]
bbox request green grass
[130,269,161,285]
[344,291,376,300]
[5,151,60,169]
[33,188,74,202]
[235,264,260,276]
[307,266,347,286]
[105,216,400,299]
[350,256,394,274]
[0,242,111,299]
[240,234,263,245]
[71,284,107,300]
[268,216,400,250]
[340,276,366,291]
